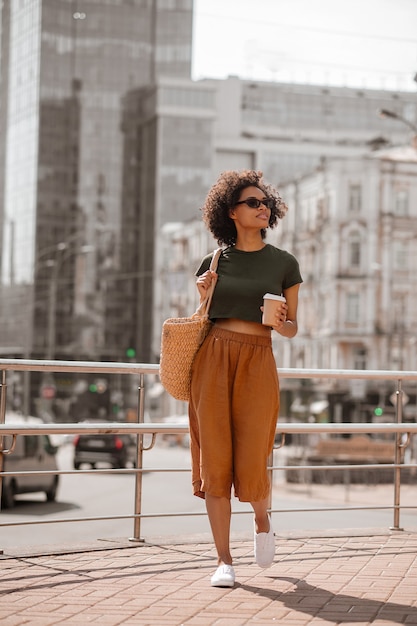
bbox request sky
[192,0,417,92]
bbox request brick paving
[1,528,417,625]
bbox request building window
[348,184,361,212]
[353,346,367,369]
[346,293,359,323]
[348,231,361,267]
[393,240,408,270]
[395,189,408,216]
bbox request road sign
[350,379,366,399]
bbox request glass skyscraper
[0,0,194,415]
[0,0,193,356]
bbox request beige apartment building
[159,144,417,424]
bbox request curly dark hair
[201,170,288,246]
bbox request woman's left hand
[270,284,299,338]
[271,301,288,330]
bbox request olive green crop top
[196,244,303,324]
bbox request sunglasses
[235,197,274,209]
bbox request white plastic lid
[263,293,286,301]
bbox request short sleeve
[282,255,303,290]
[195,254,213,277]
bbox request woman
[189,170,302,587]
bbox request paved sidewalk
[1,528,417,625]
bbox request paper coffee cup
[262,293,286,326]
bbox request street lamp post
[377,108,417,148]
[45,244,66,362]
[45,242,95,362]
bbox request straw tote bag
[159,248,222,401]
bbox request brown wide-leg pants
[188,326,279,502]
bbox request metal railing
[1,358,417,547]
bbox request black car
[73,432,136,469]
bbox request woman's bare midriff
[214,318,271,337]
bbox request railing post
[0,370,7,552]
[130,373,145,542]
[390,378,404,531]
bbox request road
[1,440,416,550]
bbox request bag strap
[208,247,222,273]
[195,247,222,317]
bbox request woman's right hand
[196,270,217,300]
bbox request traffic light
[89,379,107,394]
[374,407,384,417]
[126,347,136,359]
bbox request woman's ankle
[217,555,233,566]
[254,513,270,534]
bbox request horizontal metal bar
[138,504,417,516]
[0,513,141,527]
[0,358,159,375]
[2,462,416,478]
[0,468,141,476]
[0,358,416,380]
[277,368,417,381]
[2,504,417,529]
[2,422,417,436]
[0,466,191,477]
[278,463,403,470]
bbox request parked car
[73,427,136,470]
[1,413,60,509]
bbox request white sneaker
[254,519,275,568]
[210,564,235,587]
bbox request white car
[1,413,59,509]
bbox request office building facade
[160,147,417,422]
